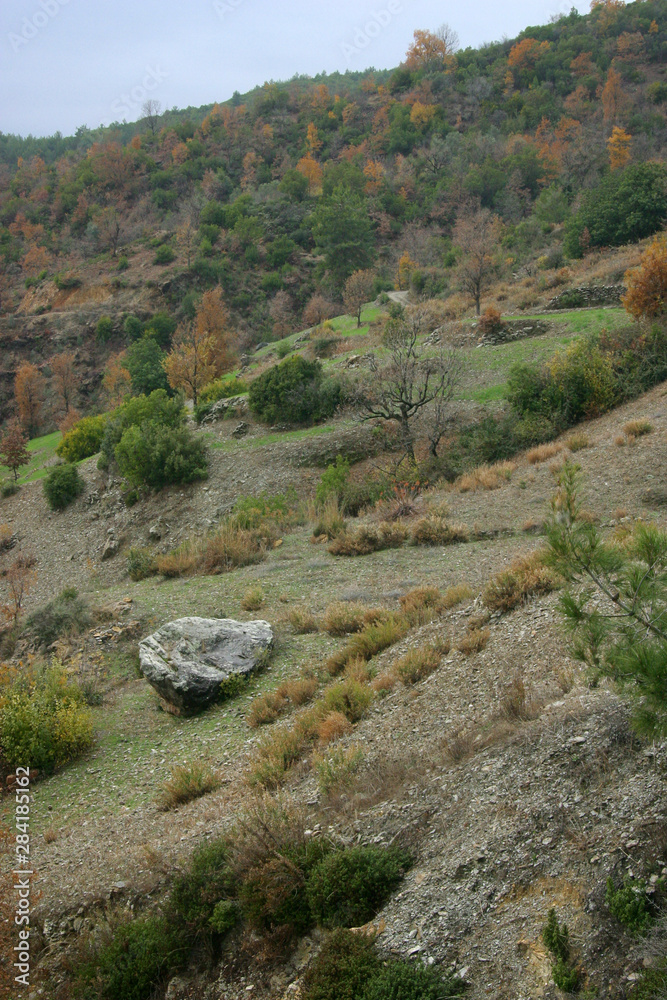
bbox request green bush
[25,587,91,646]
[249,355,342,426]
[170,839,237,937]
[73,915,186,1000]
[306,845,412,928]
[127,547,158,581]
[564,162,667,257]
[56,414,107,462]
[114,422,208,491]
[301,928,381,1000]
[605,877,654,934]
[629,959,667,999]
[0,665,93,772]
[124,337,169,396]
[199,376,249,405]
[239,838,331,936]
[316,457,387,515]
[364,961,465,1000]
[542,909,580,992]
[153,245,175,265]
[124,314,144,341]
[101,390,185,466]
[96,316,114,342]
[117,255,129,271]
[43,463,85,510]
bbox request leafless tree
[355,308,461,464]
[141,99,162,136]
[453,208,501,316]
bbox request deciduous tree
[405,25,458,70]
[195,285,235,375]
[0,420,30,481]
[622,238,667,320]
[50,351,77,417]
[453,209,500,316]
[142,99,162,136]
[164,323,217,406]
[14,362,45,436]
[343,270,375,327]
[607,126,632,170]
[102,352,132,408]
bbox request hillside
[1,2,667,998]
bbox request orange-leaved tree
[14,362,45,437]
[608,126,632,170]
[0,419,30,482]
[195,285,235,374]
[622,238,667,321]
[102,352,132,408]
[164,322,217,407]
[405,25,458,70]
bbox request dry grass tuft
[456,461,516,493]
[328,522,407,557]
[623,419,653,440]
[566,432,590,452]
[278,677,318,706]
[322,601,367,636]
[615,434,627,447]
[556,665,575,694]
[313,745,364,795]
[322,676,374,722]
[371,672,397,695]
[441,729,477,764]
[43,827,58,844]
[288,606,318,634]
[393,640,449,685]
[399,586,444,621]
[311,496,346,541]
[410,517,469,546]
[458,628,490,656]
[526,442,563,465]
[247,690,288,728]
[441,584,474,609]
[317,710,353,746]
[498,673,540,721]
[483,551,560,613]
[241,585,265,612]
[158,763,221,810]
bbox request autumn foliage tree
[622,238,667,321]
[164,323,217,407]
[195,285,235,374]
[0,420,30,481]
[50,352,77,417]
[14,362,45,437]
[343,270,375,327]
[405,25,458,70]
[607,126,632,170]
[102,352,132,408]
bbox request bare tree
[356,308,461,464]
[141,99,162,136]
[453,208,500,316]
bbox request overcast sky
[1,0,588,138]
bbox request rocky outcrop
[138,617,273,715]
[198,396,248,425]
[480,319,551,345]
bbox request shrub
[526,443,562,464]
[542,909,580,993]
[314,746,364,795]
[199,376,249,405]
[101,390,184,464]
[198,522,266,575]
[410,517,469,546]
[96,316,113,342]
[153,244,175,264]
[312,496,347,540]
[43,463,85,510]
[393,642,448,684]
[483,551,560,613]
[247,690,288,728]
[289,606,318,633]
[117,255,129,271]
[170,838,237,936]
[249,355,342,426]
[364,961,466,1000]
[629,960,667,999]
[301,928,380,1000]
[0,665,93,772]
[442,584,474,609]
[624,419,653,440]
[605,876,654,934]
[73,915,187,1000]
[455,462,516,493]
[56,414,107,462]
[306,845,412,928]
[114,422,208,491]
[566,432,589,452]
[322,602,367,636]
[241,585,265,611]
[564,162,667,257]
[25,587,91,646]
[328,523,407,557]
[341,616,409,665]
[478,306,504,336]
[322,677,374,723]
[457,628,490,656]
[158,763,221,810]
[317,710,353,745]
[399,586,444,622]
[127,547,158,581]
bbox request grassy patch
[157,763,221,810]
[0,430,62,485]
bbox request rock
[232,421,249,438]
[101,536,120,560]
[200,395,248,425]
[138,618,273,715]
[148,525,161,541]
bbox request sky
[1,0,589,138]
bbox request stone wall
[546,284,625,310]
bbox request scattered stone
[138,618,273,715]
[232,421,250,438]
[101,536,120,560]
